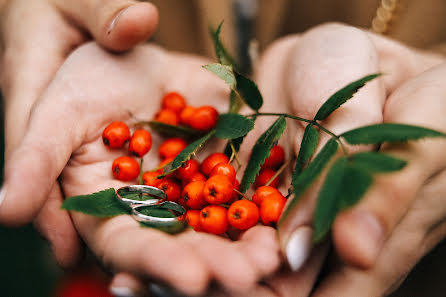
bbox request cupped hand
[0,0,158,267]
[263,23,446,296]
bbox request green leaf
[279,138,338,224]
[293,124,319,176]
[234,72,263,111]
[312,158,372,242]
[62,188,130,217]
[203,63,236,88]
[223,115,257,157]
[349,152,407,173]
[341,123,446,145]
[314,74,381,121]
[228,90,244,113]
[146,121,203,138]
[239,116,286,193]
[163,131,215,175]
[215,113,254,139]
[210,21,239,69]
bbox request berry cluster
[101,92,288,236]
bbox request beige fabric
[150,0,446,57]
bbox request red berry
[154,109,179,126]
[179,106,196,126]
[252,186,281,206]
[159,138,188,160]
[200,153,229,177]
[157,178,182,202]
[227,200,259,230]
[230,179,241,203]
[182,172,207,187]
[175,159,200,181]
[254,168,280,189]
[112,156,140,181]
[262,145,285,169]
[57,274,113,297]
[209,162,236,184]
[142,171,163,187]
[203,175,234,205]
[200,205,229,235]
[186,210,202,231]
[189,106,219,131]
[260,192,287,226]
[129,129,152,157]
[180,181,207,209]
[102,121,130,148]
[161,92,187,114]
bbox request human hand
[264,23,446,296]
[0,0,158,267]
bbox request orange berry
[179,106,196,126]
[200,205,229,235]
[154,109,179,126]
[260,192,287,226]
[209,162,236,184]
[227,200,259,230]
[182,172,206,187]
[230,179,241,203]
[186,210,202,231]
[161,92,187,114]
[112,156,140,181]
[157,178,182,202]
[252,186,281,206]
[262,145,285,169]
[175,159,200,181]
[102,121,130,148]
[189,106,219,131]
[159,138,188,160]
[254,168,280,189]
[180,181,207,209]
[203,175,234,205]
[200,153,229,177]
[142,171,163,187]
[129,129,152,157]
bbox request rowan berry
[159,156,175,169]
[180,181,207,209]
[209,162,236,184]
[159,138,188,160]
[182,172,207,187]
[200,205,229,235]
[112,156,140,181]
[254,168,280,189]
[161,92,187,114]
[230,179,241,203]
[102,121,130,148]
[175,159,200,181]
[203,175,234,205]
[252,186,281,206]
[200,153,229,176]
[154,109,179,126]
[189,106,219,131]
[142,171,163,187]
[227,200,259,230]
[262,145,285,169]
[179,106,196,126]
[186,210,202,231]
[157,178,182,202]
[260,192,287,226]
[128,129,152,157]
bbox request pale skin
[1,0,446,296]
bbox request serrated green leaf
[314,74,381,121]
[210,21,239,69]
[163,131,215,175]
[223,115,257,157]
[146,121,204,138]
[312,158,372,242]
[279,138,339,224]
[229,90,244,113]
[239,116,286,193]
[203,63,236,88]
[293,124,319,176]
[215,114,254,139]
[349,152,407,173]
[341,123,446,145]
[234,72,263,111]
[62,188,130,217]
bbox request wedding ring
[132,201,187,234]
[116,185,166,208]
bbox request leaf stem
[233,188,250,200]
[229,141,242,171]
[265,159,291,186]
[139,158,144,185]
[249,112,313,124]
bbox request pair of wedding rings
[116,185,186,234]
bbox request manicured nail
[0,187,6,207]
[110,287,138,297]
[107,7,130,34]
[354,211,384,262]
[285,226,312,271]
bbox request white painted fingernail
[110,287,137,297]
[0,187,6,207]
[286,226,313,271]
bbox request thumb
[53,0,159,51]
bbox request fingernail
[0,187,7,207]
[285,226,313,271]
[107,7,130,34]
[354,211,384,261]
[110,287,138,297]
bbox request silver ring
[132,201,187,234]
[116,185,166,208]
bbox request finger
[33,183,83,268]
[110,273,146,297]
[52,0,159,51]
[332,63,446,268]
[276,23,386,271]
